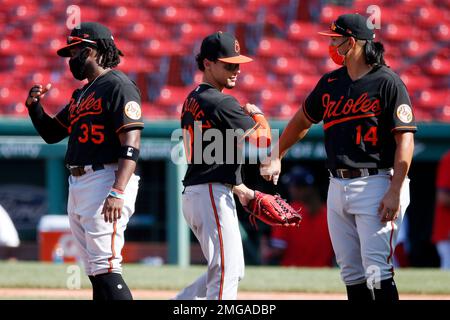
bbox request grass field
[1,261,449,296]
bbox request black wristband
[119,145,140,162]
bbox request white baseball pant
[67,164,139,276]
[327,173,410,286]
[175,183,245,300]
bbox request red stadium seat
[8,4,40,22]
[288,21,321,41]
[320,5,351,24]
[141,102,170,120]
[303,39,329,59]
[160,6,202,24]
[119,56,155,73]
[155,86,190,108]
[424,57,450,76]
[0,87,25,106]
[383,23,418,41]
[143,39,185,57]
[239,72,273,92]
[123,22,170,42]
[400,73,432,92]
[291,73,320,92]
[432,24,450,42]
[207,6,244,24]
[0,39,32,55]
[403,40,435,58]
[413,107,434,122]
[114,39,138,56]
[270,57,318,76]
[109,6,150,27]
[257,37,295,57]
[415,6,449,28]
[416,89,450,109]
[258,88,296,111]
[440,105,450,123]
[268,103,298,119]
[144,0,186,9]
[178,23,216,45]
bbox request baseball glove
[243,191,302,227]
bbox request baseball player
[261,14,416,300]
[25,22,144,300]
[176,31,271,300]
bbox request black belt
[328,168,381,179]
[67,164,105,177]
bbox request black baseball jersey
[181,83,256,186]
[55,70,144,165]
[303,65,417,169]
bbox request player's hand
[101,196,124,223]
[26,83,52,107]
[242,103,263,116]
[232,184,255,206]
[260,157,281,185]
[378,188,401,223]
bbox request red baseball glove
[243,191,302,227]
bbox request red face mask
[328,38,349,66]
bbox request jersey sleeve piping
[116,122,144,133]
[302,103,320,124]
[391,126,417,133]
[53,115,69,130]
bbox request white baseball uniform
[175,183,245,300]
[68,164,139,276]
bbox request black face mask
[69,49,89,80]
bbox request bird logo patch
[235,40,240,53]
[396,104,413,123]
[124,101,141,120]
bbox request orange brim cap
[57,41,84,57]
[218,55,253,64]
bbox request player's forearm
[27,102,68,144]
[113,159,136,191]
[247,114,272,147]
[390,132,414,193]
[277,108,311,159]
[114,130,141,191]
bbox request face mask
[69,48,89,80]
[328,39,350,66]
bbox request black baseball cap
[200,31,253,64]
[319,13,375,40]
[57,22,115,57]
[281,166,315,187]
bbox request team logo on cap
[396,104,413,123]
[124,101,141,120]
[235,40,240,53]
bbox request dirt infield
[1,288,449,300]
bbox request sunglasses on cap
[67,36,98,46]
[222,62,240,72]
[331,21,354,38]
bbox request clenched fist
[242,103,263,116]
[260,157,282,185]
[26,83,52,107]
